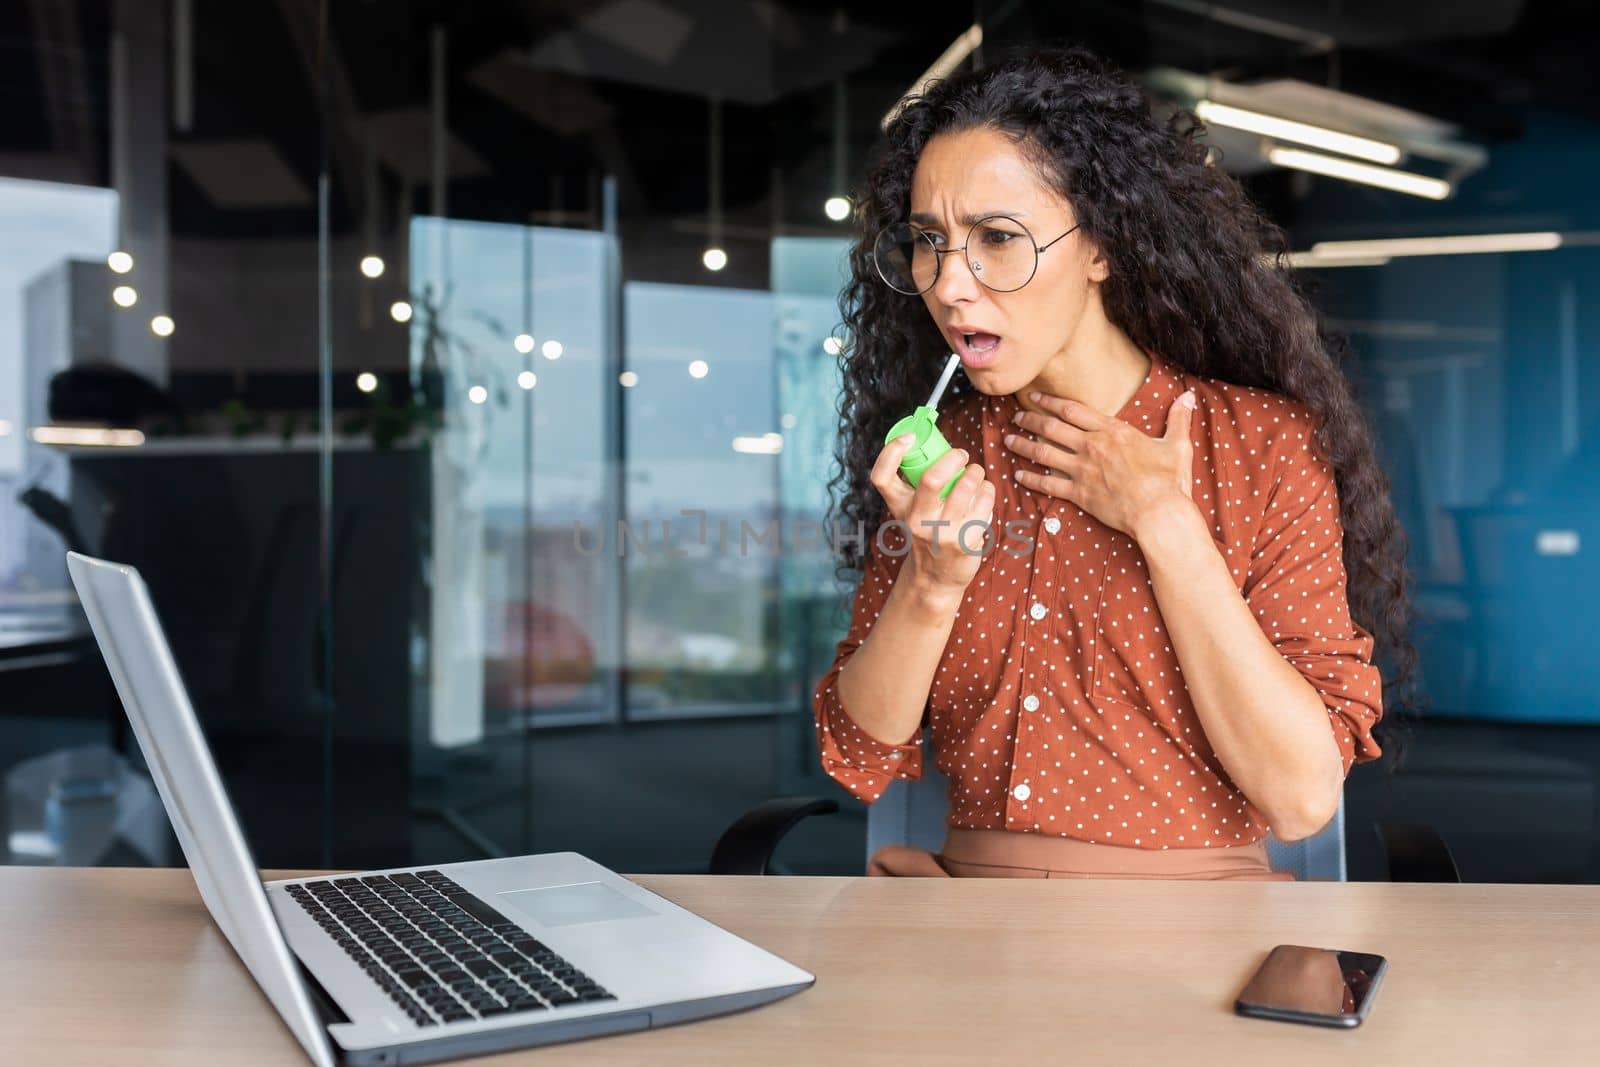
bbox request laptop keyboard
[286,869,615,1027]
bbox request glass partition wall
[4,1,1600,881]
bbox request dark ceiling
[3,0,1598,255]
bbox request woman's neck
[1016,312,1150,419]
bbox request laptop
[66,552,814,1066]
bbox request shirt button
[1029,601,1048,621]
[1043,516,1061,535]
[1012,783,1031,802]
[1022,694,1040,711]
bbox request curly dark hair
[827,42,1420,756]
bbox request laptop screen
[67,552,335,1067]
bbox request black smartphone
[1234,945,1388,1029]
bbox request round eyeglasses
[872,215,1081,295]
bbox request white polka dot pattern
[812,350,1384,850]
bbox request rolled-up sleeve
[1244,429,1384,775]
[812,526,925,803]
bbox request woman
[812,43,1415,881]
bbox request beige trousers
[868,827,1296,881]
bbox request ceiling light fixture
[826,77,851,220]
[1266,146,1450,200]
[1197,100,1400,163]
[882,24,982,130]
[1310,232,1563,258]
[31,425,146,447]
[1283,252,1392,269]
[732,432,783,455]
[704,95,725,271]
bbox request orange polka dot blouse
[812,350,1384,849]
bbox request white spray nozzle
[925,352,962,410]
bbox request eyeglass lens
[873,218,1039,294]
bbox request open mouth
[953,330,1003,367]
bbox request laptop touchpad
[498,882,659,927]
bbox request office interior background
[1,0,1597,883]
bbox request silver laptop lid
[67,552,335,1067]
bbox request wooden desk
[3,866,1597,1064]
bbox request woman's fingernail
[1003,433,1015,448]
[898,432,915,443]
[1028,391,1041,402]
[1011,410,1024,424]
[1182,390,1197,409]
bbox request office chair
[713,737,1459,881]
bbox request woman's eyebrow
[908,209,1029,226]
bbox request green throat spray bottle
[884,352,966,499]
